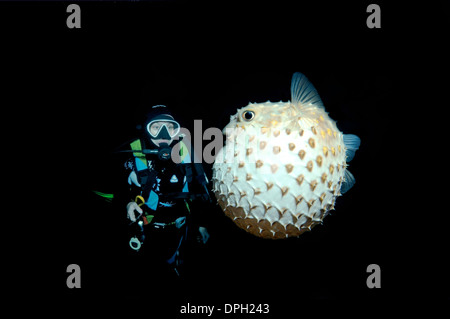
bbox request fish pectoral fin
[343,134,361,162]
[290,72,325,110]
[340,169,356,194]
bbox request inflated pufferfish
[212,72,360,239]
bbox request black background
[3,0,449,314]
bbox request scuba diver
[121,104,211,277]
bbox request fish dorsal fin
[290,72,325,110]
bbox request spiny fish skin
[212,73,359,239]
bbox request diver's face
[148,121,177,146]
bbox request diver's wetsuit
[132,156,189,261]
[125,138,209,272]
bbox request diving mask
[146,119,180,139]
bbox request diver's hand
[198,226,210,244]
[126,201,143,222]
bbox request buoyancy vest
[129,138,209,216]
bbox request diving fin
[92,190,114,203]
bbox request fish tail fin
[343,134,361,162]
[290,72,325,111]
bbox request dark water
[4,0,448,313]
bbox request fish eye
[242,110,255,121]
